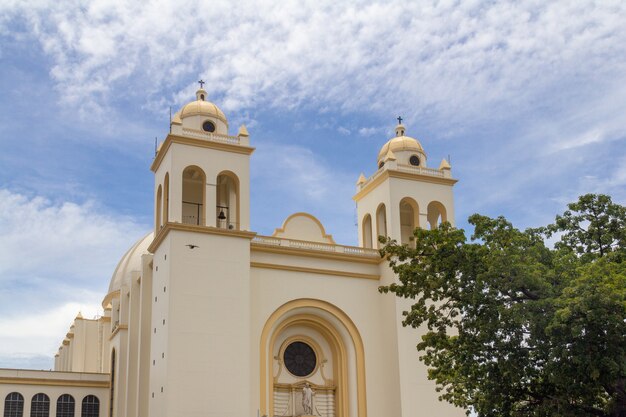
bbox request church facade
[0,88,462,417]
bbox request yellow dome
[377,135,424,160]
[179,88,228,124]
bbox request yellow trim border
[151,134,255,172]
[251,244,383,265]
[353,169,458,202]
[0,377,109,388]
[148,222,257,253]
[251,262,380,281]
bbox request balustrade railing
[181,128,241,145]
[252,236,380,258]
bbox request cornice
[352,169,458,202]
[148,222,257,253]
[151,134,255,172]
[251,243,383,264]
[0,376,109,388]
[251,262,380,280]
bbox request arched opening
[427,201,447,229]
[182,166,206,225]
[81,396,99,417]
[216,171,239,230]
[155,185,162,231]
[362,214,373,248]
[4,392,24,417]
[399,197,419,246]
[55,395,74,417]
[376,203,387,247]
[109,349,116,417]
[163,173,169,224]
[260,299,367,417]
[30,394,49,417]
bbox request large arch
[216,170,240,230]
[362,214,373,249]
[399,197,420,245]
[427,201,447,229]
[260,298,367,417]
[375,203,387,248]
[182,166,206,225]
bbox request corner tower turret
[354,121,457,248]
[151,84,253,234]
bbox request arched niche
[399,197,420,245]
[216,170,240,230]
[375,203,387,247]
[427,201,447,229]
[260,299,367,417]
[362,214,373,249]
[182,166,206,225]
[163,173,169,224]
[155,185,162,231]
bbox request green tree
[379,194,626,417]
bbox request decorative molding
[151,134,255,172]
[251,244,383,265]
[109,324,128,340]
[148,222,257,253]
[251,262,380,281]
[0,377,109,388]
[352,169,458,202]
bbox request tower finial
[397,116,403,124]
[198,79,205,89]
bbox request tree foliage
[379,194,626,417]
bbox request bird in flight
[186,244,199,249]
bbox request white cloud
[0,189,147,281]
[358,127,382,137]
[0,301,102,362]
[1,0,624,128]
[0,189,148,367]
[337,126,351,135]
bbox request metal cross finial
[397,116,403,124]
[198,79,205,89]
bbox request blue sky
[0,0,625,369]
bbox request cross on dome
[198,79,205,89]
[397,116,403,124]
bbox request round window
[283,341,317,377]
[409,155,420,166]
[202,121,216,132]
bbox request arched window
[4,392,24,417]
[56,395,74,417]
[376,203,387,247]
[216,171,240,230]
[427,201,447,229]
[182,166,206,225]
[362,214,373,248]
[155,185,162,231]
[30,394,49,417]
[163,173,169,224]
[81,396,99,417]
[399,197,419,246]
[109,349,115,417]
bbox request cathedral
[0,87,462,417]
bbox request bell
[218,210,226,220]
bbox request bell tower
[147,84,256,417]
[353,121,457,248]
[355,120,458,416]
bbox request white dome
[107,232,153,296]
